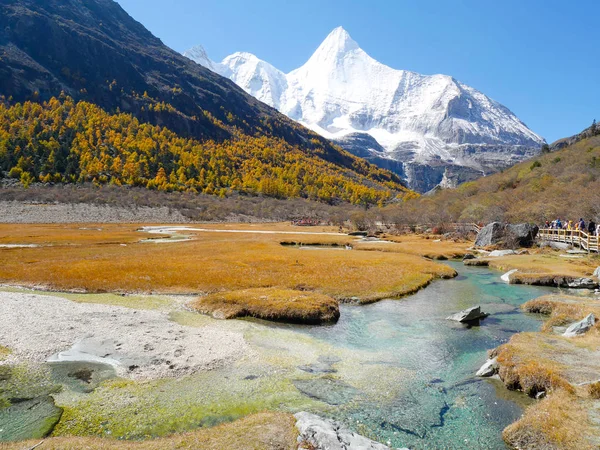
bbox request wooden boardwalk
[538,228,599,253]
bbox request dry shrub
[503,390,592,450]
[587,382,600,399]
[0,184,367,224]
[522,298,556,315]
[522,296,600,333]
[190,288,340,325]
[516,361,574,397]
[497,341,574,397]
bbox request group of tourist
[544,218,600,235]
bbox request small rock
[535,390,547,400]
[563,314,596,337]
[476,358,499,377]
[489,250,517,257]
[547,241,571,251]
[462,254,476,261]
[446,306,489,323]
[566,278,598,289]
[593,267,600,279]
[501,269,518,283]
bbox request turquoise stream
[1,262,555,448]
[269,261,551,449]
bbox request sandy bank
[0,291,250,380]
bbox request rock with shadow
[446,306,489,324]
[563,313,596,337]
[295,411,400,450]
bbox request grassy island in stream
[191,288,340,324]
[464,248,599,285]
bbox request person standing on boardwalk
[588,220,596,236]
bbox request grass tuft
[190,288,340,324]
[503,390,592,450]
[496,333,574,397]
[587,382,600,399]
[0,411,298,449]
[0,345,11,361]
[522,295,600,332]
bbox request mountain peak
[183,26,544,193]
[311,26,360,60]
[183,45,213,69]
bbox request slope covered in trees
[0,96,408,205]
[0,0,408,189]
[388,127,600,224]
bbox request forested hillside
[388,128,600,224]
[0,0,412,206]
[0,96,408,205]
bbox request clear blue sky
[116,0,599,143]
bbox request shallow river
[2,262,554,448]
[280,261,551,449]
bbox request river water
[260,261,550,449]
[1,262,553,448]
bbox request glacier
[184,27,544,192]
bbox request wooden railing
[538,228,599,253]
[396,223,482,234]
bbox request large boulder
[446,306,489,323]
[506,223,539,247]
[474,222,505,247]
[475,222,539,248]
[563,314,596,337]
[294,412,399,450]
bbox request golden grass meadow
[0,223,461,322]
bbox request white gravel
[0,201,190,223]
[0,291,249,380]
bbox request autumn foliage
[0,96,407,205]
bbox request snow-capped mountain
[184,27,544,192]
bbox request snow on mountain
[184,27,544,192]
